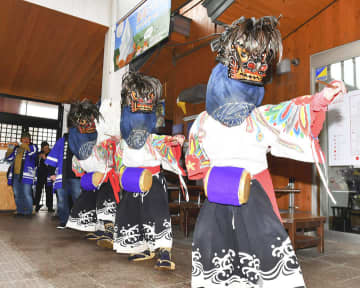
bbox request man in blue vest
[6,131,38,217]
[46,100,100,229]
[46,132,81,229]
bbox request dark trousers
[13,174,33,215]
[56,178,81,225]
[35,179,53,210]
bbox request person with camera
[5,131,38,217]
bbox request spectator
[45,133,81,229]
[5,131,38,217]
[34,141,54,212]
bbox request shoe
[98,230,113,240]
[128,250,155,262]
[84,230,105,241]
[35,205,43,212]
[154,248,175,271]
[13,213,24,218]
[96,237,113,249]
[56,223,66,229]
[47,208,55,213]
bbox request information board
[328,90,360,167]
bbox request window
[0,123,22,144]
[0,97,59,120]
[29,127,57,148]
[319,56,360,92]
[26,101,59,120]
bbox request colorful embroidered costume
[112,71,185,271]
[66,99,119,248]
[185,16,345,288]
[113,135,185,258]
[66,138,118,235]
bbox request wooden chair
[163,169,205,237]
[330,206,350,232]
[348,193,360,233]
[168,185,182,225]
[179,183,205,238]
[163,170,182,226]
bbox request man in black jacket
[35,141,54,212]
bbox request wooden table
[179,185,204,237]
[180,202,201,238]
[275,187,301,212]
[281,212,326,253]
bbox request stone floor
[0,211,360,288]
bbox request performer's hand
[111,135,121,142]
[92,172,104,187]
[322,80,346,102]
[50,175,56,181]
[172,135,185,146]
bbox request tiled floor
[0,211,360,287]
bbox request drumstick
[316,79,337,89]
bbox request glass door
[310,40,360,233]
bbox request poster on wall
[328,89,360,167]
[349,90,360,167]
[113,0,171,71]
[315,66,328,81]
[327,92,350,166]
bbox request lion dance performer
[66,99,119,249]
[185,16,345,287]
[112,71,186,271]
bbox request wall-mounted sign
[113,0,171,71]
[315,66,328,81]
[328,90,360,167]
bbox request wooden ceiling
[0,0,107,104]
[172,0,192,12]
[0,0,191,104]
[216,0,336,39]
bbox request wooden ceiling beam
[216,0,336,38]
[0,0,107,104]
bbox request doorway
[0,95,62,210]
[310,40,360,235]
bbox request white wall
[97,0,142,136]
[101,0,144,102]
[47,0,143,135]
[116,0,143,23]
[62,104,71,135]
[24,0,112,27]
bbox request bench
[281,212,326,253]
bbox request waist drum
[119,166,152,193]
[204,166,251,206]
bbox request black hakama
[113,174,172,254]
[191,180,306,288]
